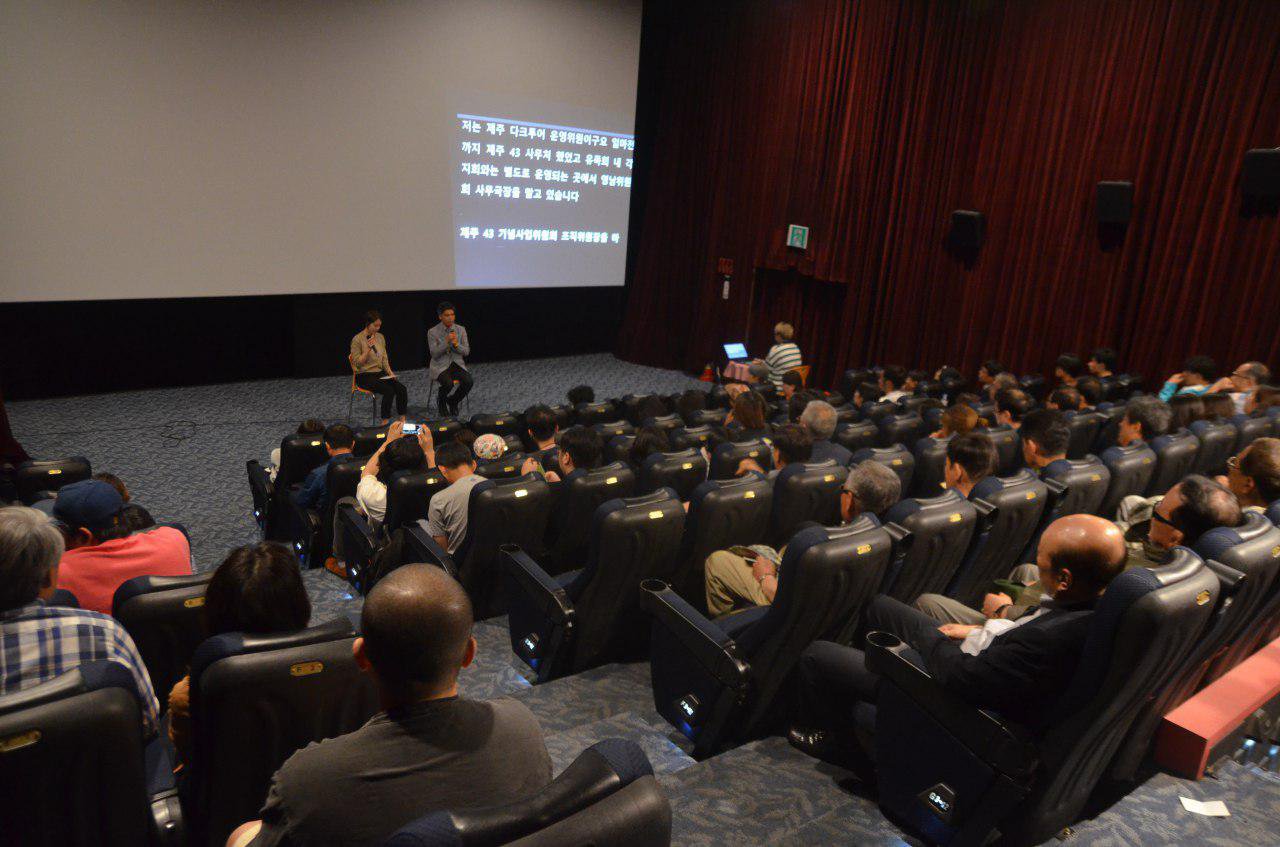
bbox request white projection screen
[0,0,641,302]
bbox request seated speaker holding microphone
[428,301,474,417]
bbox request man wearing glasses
[1207,361,1272,414]
[1219,438,1280,513]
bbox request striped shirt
[0,601,160,737]
[765,342,803,388]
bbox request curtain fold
[620,0,1280,387]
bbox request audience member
[675,389,709,424]
[228,566,551,847]
[763,322,803,389]
[1054,353,1083,386]
[0,506,161,736]
[634,394,669,424]
[357,421,432,525]
[1046,387,1083,412]
[1117,396,1172,446]
[1247,384,1280,415]
[746,362,771,385]
[54,480,191,614]
[425,442,485,554]
[1201,392,1236,421]
[905,370,929,394]
[737,422,811,479]
[1075,376,1104,407]
[792,514,1127,772]
[566,385,595,406]
[93,472,131,502]
[269,419,325,481]
[787,388,821,423]
[841,460,902,523]
[987,372,1019,402]
[994,387,1033,428]
[628,425,671,467]
[705,443,893,618]
[1020,409,1070,470]
[1168,395,1205,431]
[472,433,507,462]
[1088,348,1117,379]
[800,400,852,466]
[292,424,355,512]
[853,383,883,408]
[524,404,559,457]
[880,366,909,403]
[167,543,310,764]
[977,360,1004,391]
[537,425,603,485]
[1208,361,1271,414]
[454,428,478,453]
[943,432,997,497]
[1220,438,1280,512]
[931,404,978,439]
[1158,355,1216,402]
[780,369,805,401]
[726,390,769,440]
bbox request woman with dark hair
[1169,394,1205,431]
[350,309,409,425]
[628,425,671,468]
[726,390,769,441]
[167,542,311,764]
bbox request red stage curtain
[619,0,1280,387]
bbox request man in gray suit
[428,301,473,417]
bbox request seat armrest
[405,524,459,577]
[1043,477,1068,497]
[864,631,1038,779]
[501,544,574,625]
[150,790,185,847]
[640,581,749,690]
[1203,559,1246,597]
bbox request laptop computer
[723,342,749,363]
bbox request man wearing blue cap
[54,479,191,614]
[0,506,160,736]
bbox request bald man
[229,566,551,847]
[790,515,1126,772]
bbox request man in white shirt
[1207,361,1272,415]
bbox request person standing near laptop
[350,310,408,425]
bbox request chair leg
[347,391,355,423]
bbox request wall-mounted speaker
[1243,148,1280,199]
[948,210,984,250]
[1096,181,1133,225]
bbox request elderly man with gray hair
[800,400,854,466]
[0,506,160,736]
[703,459,900,617]
[842,460,902,523]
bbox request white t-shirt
[356,475,389,524]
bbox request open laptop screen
[723,342,748,360]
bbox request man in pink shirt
[54,480,191,614]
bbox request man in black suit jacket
[790,513,1127,769]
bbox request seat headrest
[190,618,355,683]
[1193,511,1275,562]
[0,661,137,716]
[642,448,701,471]
[690,473,770,507]
[885,487,965,523]
[113,571,213,610]
[1267,499,1280,527]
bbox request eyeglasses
[1150,509,1181,533]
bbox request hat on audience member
[472,433,507,461]
[52,480,124,532]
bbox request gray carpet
[10,354,1279,845]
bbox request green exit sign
[786,224,809,250]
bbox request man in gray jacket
[428,301,473,417]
